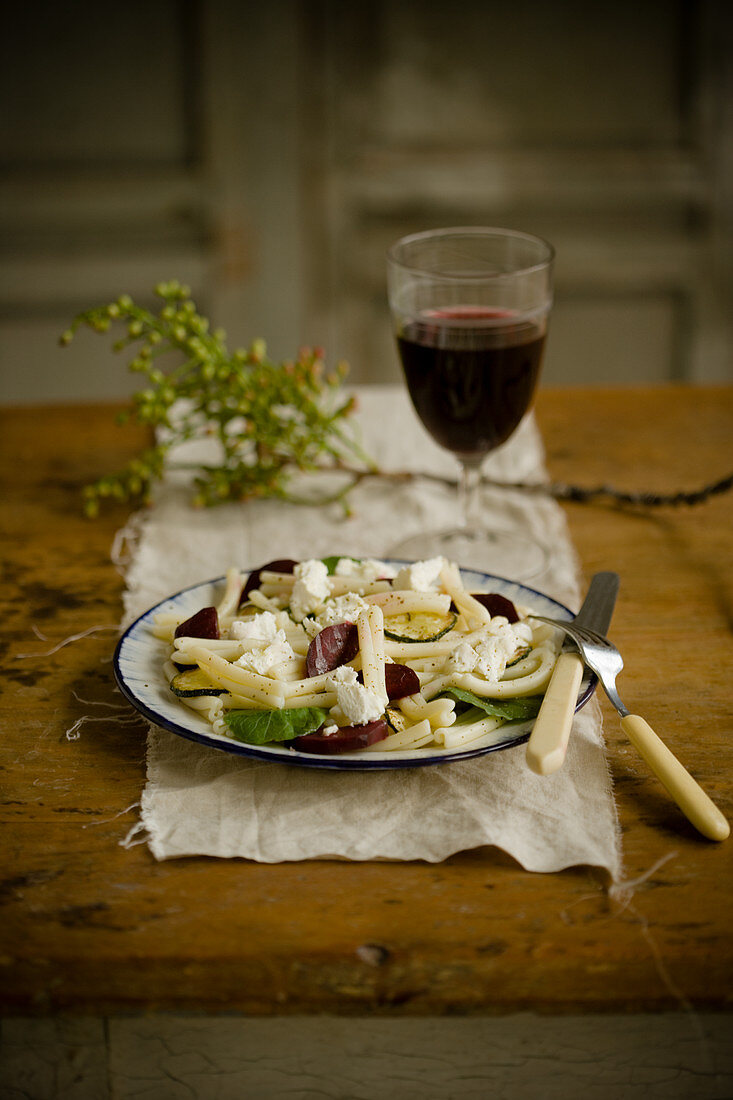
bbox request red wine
[397,307,546,460]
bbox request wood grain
[1,388,731,1017]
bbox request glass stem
[458,459,483,531]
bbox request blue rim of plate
[113,562,597,771]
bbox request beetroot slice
[239,558,298,606]
[174,606,220,639]
[293,718,389,755]
[471,592,519,623]
[384,663,420,699]
[357,663,419,700]
[306,621,359,677]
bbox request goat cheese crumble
[230,610,280,643]
[235,631,296,674]
[394,556,445,592]
[334,557,395,582]
[326,664,385,724]
[315,593,369,629]
[445,618,533,681]
[289,559,331,621]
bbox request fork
[531,615,729,842]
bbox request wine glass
[386,226,554,579]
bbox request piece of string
[65,693,144,741]
[119,819,149,849]
[557,851,678,926]
[605,851,717,1068]
[16,624,119,659]
[607,849,679,907]
[82,801,141,828]
[64,711,142,741]
[71,691,129,709]
[622,894,715,1074]
[575,852,714,1073]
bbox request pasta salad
[152,556,562,755]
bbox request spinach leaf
[320,555,361,575]
[223,707,329,745]
[438,687,543,722]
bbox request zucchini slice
[384,610,458,643]
[170,668,227,698]
[170,659,198,672]
[386,705,408,733]
[507,645,531,668]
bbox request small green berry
[71,280,371,517]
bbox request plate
[113,562,595,770]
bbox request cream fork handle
[525,652,584,775]
[621,714,729,841]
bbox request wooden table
[1,387,732,1092]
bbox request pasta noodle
[439,561,491,630]
[357,605,387,705]
[434,715,504,749]
[363,718,434,752]
[363,591,452,616]
[216,567,245,618]
[397,692,456,730]
[186,645,288,708]
[158,555,562,756]
[384,639,460,661]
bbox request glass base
[388,525,549,582]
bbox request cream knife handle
[621,714,729,842]
[526,652,584,775]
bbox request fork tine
[571,626,615,648]
[532,615,615,651]
[531,616,625,683]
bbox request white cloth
[121,386,622,876]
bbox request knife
[525,571,620,775]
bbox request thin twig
[307,465,733,510]
[483,471,733,508]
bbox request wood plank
[1,388,731,1016]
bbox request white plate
[113,562,595,770]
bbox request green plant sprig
[62,281,376,517]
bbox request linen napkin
[121,386,622,876]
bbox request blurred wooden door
[1,0,730,402]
